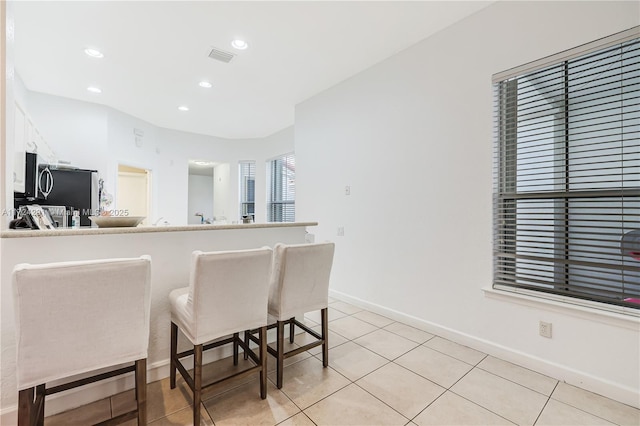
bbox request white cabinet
[37,133,57,165]
[13,105,26,193]
[25,118,37,153]
[13,103,57,193]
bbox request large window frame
[493,27,640,309]
[239,161,255,220]
[267,153,295,223]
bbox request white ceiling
[12,1,492,139]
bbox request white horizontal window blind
[239,161,255,219]
[493,30,640,308]
[268,153,295,222]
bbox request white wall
[187,174,213,224]
[295,1,640,407]
[27,91,109,173]
[15,90,295,226]
[213,163,230,221]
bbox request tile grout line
[406,359,519,426]
[351,380,411,424]
[304,314,420,425]
[323,308,435,346]
[381,323,436,345]
[201,401,215,426]
[264,375,313,425]
[411,386,519,426]
[532,381,559,426]
[388,348,482,390]
[406,390,447,425]
[275,411,318,426]
[346,334,422,363]
[545,384,630,426]
[448,360,552,426]
[276,362,352,415]
[419,339,486,368]
[286,320,389,423]
[473,363,559,398]
[310,313,450,423]
[438,353,522,424]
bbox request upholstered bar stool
[169,247,272,426]
[12,256,152,426]
[257,242,335,389]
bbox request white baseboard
[0,408,16,426]
[329,289,640,409]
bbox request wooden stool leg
[321,307,329,368]
[289,318,295,343]
[193,344,203,426]
[33,384,45,426]
[233,332,239,366]
[243,330,250,360]
[170,322,178,389]
[259,326,267,399]
[18,387,34,426]
[276,321,285,389]
[135,359,147,425]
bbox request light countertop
[0,222,318,238]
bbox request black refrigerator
[36,165,99,227]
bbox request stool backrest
[187,247,272,343]
[268,242,335,320]
[12,256,152,390]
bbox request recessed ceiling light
[178,105,189,112]
[87,86,102,94]
[194,161,213,166]
[231,39,248,50]
[84,48,104,58]
[199,81,212,88]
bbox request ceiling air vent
[208,47,235,63]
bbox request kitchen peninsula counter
[0,221,318,423]
[0,221,318,238]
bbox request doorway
[117,164,151,225]
[188,160,215,224]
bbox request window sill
[483,286,640,331]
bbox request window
[493,29,640,309]
[268,153,295,222]
[239,161,255,220]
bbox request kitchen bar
[0,222,316,419]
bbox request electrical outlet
[539,321,552,338]
[345,185,351,196]
[337,227,344,236]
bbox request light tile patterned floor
[45,301,640,426]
